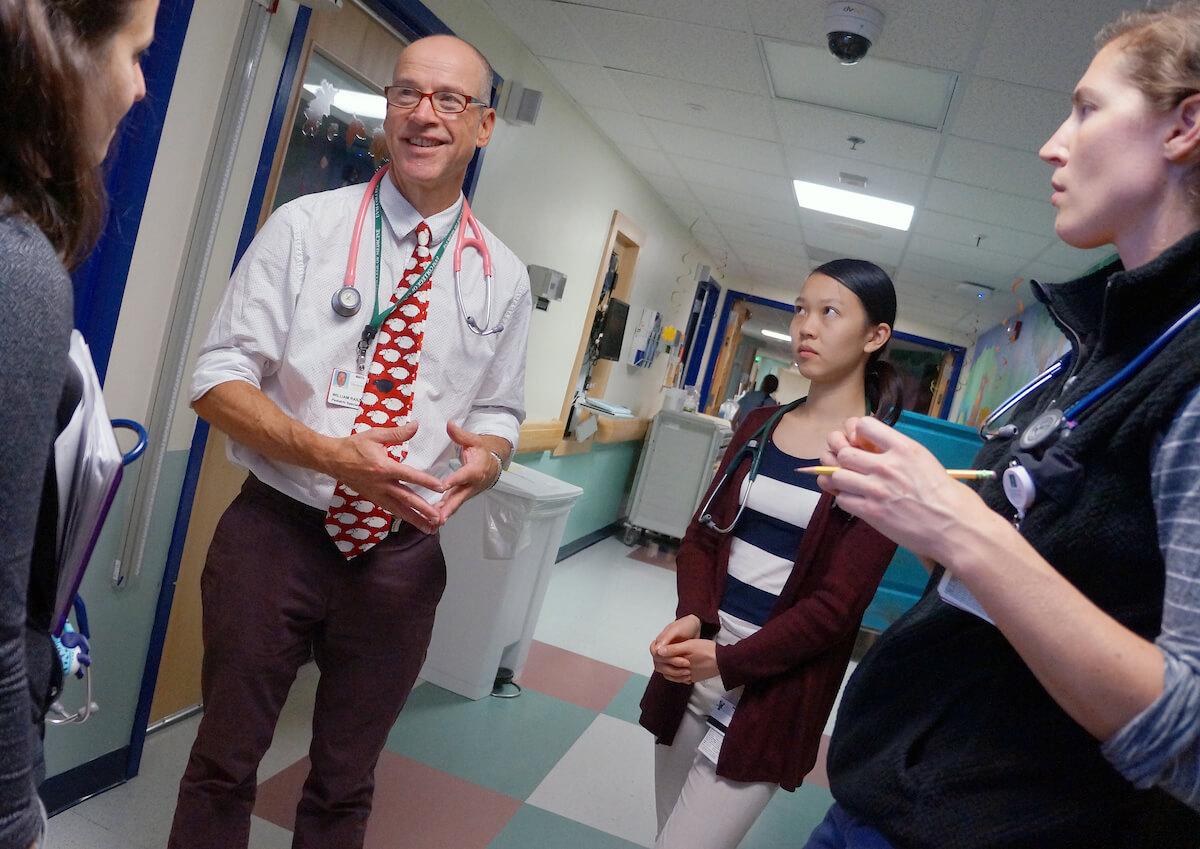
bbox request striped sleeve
[1101,386,1200,810]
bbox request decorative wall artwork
[955,302,1069,427]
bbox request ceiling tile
[732,243,810,273]
[803,231,904,267]
[673,155,794,204]
[644,118,786,175]
[908,234,1028,278]
[773,100,940,176]
[747,0,990,73]
[973,0,1140,92]
[786,147,927,204]
[798,210,909,250]
[483,0,600,64]
[935,136,1051,201]
[539,57,632,112]
[1036,240,1116,273]
[622,144,674,177]
[561,5,767,94]
[583,105,657,147]
[912,209,1054,259]
[948,76,1068,152]
[691,182,801,225]
[924,178,1057,236]
[704,207,806,242]
[641,171,693,201]
[718,222,807,258]
[606,69,778,140]
[663,196,708,226]
[901,250,1019,289]
[550,0,753,32]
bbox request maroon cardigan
[639,406,897,792]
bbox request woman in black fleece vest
[801,4,1200,849]
[0,3,154,849]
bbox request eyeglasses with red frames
[383,85,488,114]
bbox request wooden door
[149,1,408,724]
[927,350,956,418]
[704,302,750,416]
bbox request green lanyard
[357,182,460,371]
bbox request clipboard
[51,331,146,636]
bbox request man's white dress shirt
[191,175,530,510]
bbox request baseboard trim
[40,746,129,816]
[556,521,622,562]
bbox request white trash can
[421,462,583,699]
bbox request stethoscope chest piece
[1018,408,1064,452]
[332,286,362,318]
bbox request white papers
[52,331,124,634]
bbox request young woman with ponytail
[0,2,155,847]
[638,259,903,849]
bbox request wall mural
[955,301,1070,428]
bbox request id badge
[698,696,736,765]
[327,367,367,409]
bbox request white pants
[653,679,778,849]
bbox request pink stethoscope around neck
[332,164,502,336]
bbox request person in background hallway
[169,34,532,849]
[639,259,903,849]
[804,4,1200,847]
[0,1,155,848]
[732,373,779,429]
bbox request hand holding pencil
[798,465,995,481]
[817,416,1002,567]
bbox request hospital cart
[622,409,732,545]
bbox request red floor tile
[255,751,522,848]
[517,640,633,712]
[626,543,677,572]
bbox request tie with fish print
[325,220,434,560]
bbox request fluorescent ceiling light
[761,329,791,342]
[793,180,914,231]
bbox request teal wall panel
[862,412,983,632]
[515,441,641,545]
[43,449,190,778]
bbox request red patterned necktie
[325,220,434,559]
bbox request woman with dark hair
[0,1,155,847]
[732,373,779,430]
[639,259,903,849]
[806,3,1200,846]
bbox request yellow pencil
[795,466,996,481]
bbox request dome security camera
[825,2,885,65]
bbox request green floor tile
[488,805,646,849]
[386,683,598,800]
[740,783,835,849]
[602,673,651,725]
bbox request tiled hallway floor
[50,537,845,848]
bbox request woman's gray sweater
[0,210,71,849]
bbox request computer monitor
[596,298,629,361]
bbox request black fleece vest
[827,231,1200,849]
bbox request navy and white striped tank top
[716,438,822,646]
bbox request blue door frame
[130,0,493,786]
[699,290,966,419]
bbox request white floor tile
[535,538,678,676]
[824,660,858,737]
[47,809,148,848]
[527,714,658,848]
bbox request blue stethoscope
[331,164,503,337]
[699,399,805,533]
[983,298,1200,519]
